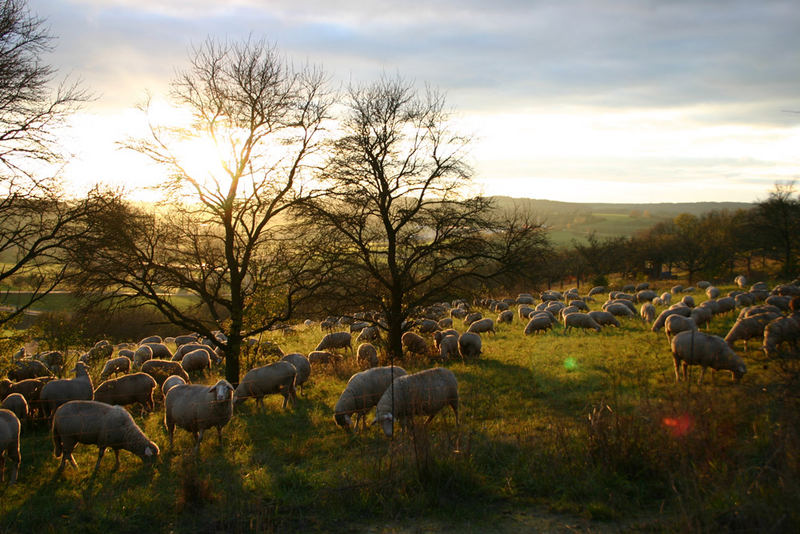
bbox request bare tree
[301,76,549,360]
[0,0,94,328]
[753,182,799,276]
[73,38,335,384]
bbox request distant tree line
[542,182,800,288]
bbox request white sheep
[52,400,159,473]
[664,314,697,341]
[356,343,379,368]
[181,349,212,374]
[0,409,21,484]
[524,313,554,335]
[93,373,158,412]
[280,353,310,394]
[141,359,190,385]
[233,361,297,409]
[334,366,408,431]
[315,332,353,353]
[588,310,620,328]
[39,361,93,418]
[372,367,459,437]
[99,356,132,381]
[651,306,692,332]
[161,375,187,398]
[563,313,602,333]
[467,317,495,335]
[1,393,28,422]
[670,331,746,383]
[133,345,153,368]
[165,380,235,453]
[401,332,430,358]
[640,303,656,323]
[458,332,482,359]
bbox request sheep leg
[673,356,681,381]
[93,447,105,473]
[216,426,224,447]
[112,449,121,471]
[698,366,706,385]
[193,431,203,454]
[682,361,689,381]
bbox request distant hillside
[489,196,753,245]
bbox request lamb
[524,313,554,335]
[670,330,747,383]
[99,356,132,381]
[280,353,310,394]
[640,303,656,323]
[1,394,28,422]
[133,345,153,368]
[93,373,158,412]
[39,362,94,418]
[458,332,482,358]
[315,332,353,353]
[181,349,212,374]
[497,310,514,324]
[0,409,21,484]
[588,311,620,328]
[141,359,190,385]
[356,343,379,368]
[334,366,408,431]
[664,314,697,341]
[165,380,235,453]
[234,361,297,409]
[467,317,496,335]
[563,313,602,333]
[401,332,430,358]
[372,367,459,437]
[161,375,187,397]
[651,306,692,332]
[52,400,159,473]
[762,316,800,357]
[7,359,52,381]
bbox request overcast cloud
[36,0,800,202]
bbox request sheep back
[93,373,157,412]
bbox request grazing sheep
[690,306,713,329]
[161,375,187,398]
[438,317,453,329]
[714,297,736,315]
[665,315,697,341]
[588,286,605,296]
[181,349,212,374]
[651,306,692,332]
[588,311,620,328]
[40,362,94,418]
[681,295,695,308]
[356,326,379,343]
[604,303,635,318]
[416,319,439,334]
[139,335,162,345]
[174,334,199,346]
[140,343,173,361]
[117,349,135,359]
[635,290,658,303]
[52,401,159,473]
[356,343,379,368]
[334,366,408,431]
[141,359,190,385]
[696,281,711,290]
[456,332,481,359]
[99,356,132,381]
[524,313,554,335]
[438,334,460,360]
[234,361,297,409]
[497,310,514,324]
[670,331,746,383]
[563,313,602,333]
[7,359,52,381]
[401,332,429,358]
[464,312,483,326]
[172,343,218,363]
[133,345,153,368]
[671,285,684,294]
[373,368,459,437]
[558,306,580,320]
[93,373,158,412]
[165,380,235,453]
[735,275,747,288]
[0,409,21,484]
[315,331,353,353]
[280,353,310,394]
[765,295,792,312]
[518,306,535,321]
[516,294,535,304]
[772,284,800,297]
[308,351,341,366]
[660,292,672,305]
[725,315,774,351]
[706,286,720,299]
[467,317,496,335]
[1,394,27,422]
[762,316,800,357]
[450,308,468,320]
[640,303,656,323]
[735,293,756,308]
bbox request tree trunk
[225,334,241,387]
[387,294,404,363]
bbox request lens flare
[662,413,693,437]
[563,357,578,371]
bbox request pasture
[0,285,797,532]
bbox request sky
[36,0,800,203]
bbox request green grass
[1,286,798,532]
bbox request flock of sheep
[0,275,798,486]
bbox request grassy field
[0,285,798,532]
